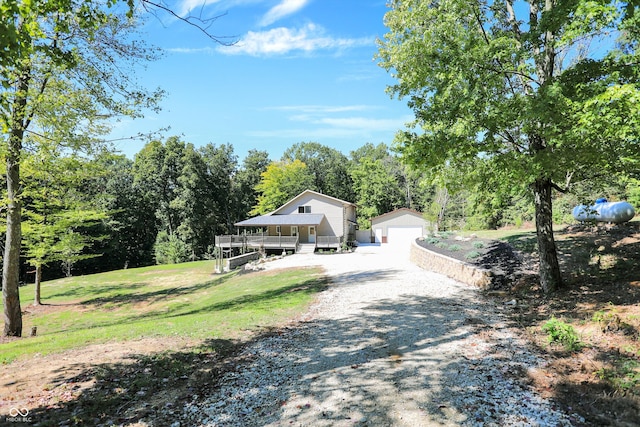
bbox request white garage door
[387,227,422,245]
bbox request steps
[296,244,316,254]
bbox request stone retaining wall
[226,251,261,271]
[410,241,492,289]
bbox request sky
[108,0,414,162]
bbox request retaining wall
[226,251,261,271]
[410,241,492,289]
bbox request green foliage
[349,145,406,229]
[435,241,448,249]
[378,0,640,291]
[154,232,189,265]
[594,359,640,393]
[464,251,482,260]
[283,142,355,202]
[542,317,582,351]
[448,244,462,252]
[472,241,485,249]
[251,160,316,216]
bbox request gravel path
[181,244,580,426]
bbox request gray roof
[235,214,325,227]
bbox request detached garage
[371,208,429,245]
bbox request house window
[276,226,281,234]
[298,205,311,213]
[291,226,298,236]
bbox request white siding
[274,193,345,237]
[371,210,428,243]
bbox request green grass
[1,261,327,364]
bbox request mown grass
[0,261,327,364]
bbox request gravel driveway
[181,244,580,426]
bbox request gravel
[179,243,583,426]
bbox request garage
[370,208,429,245]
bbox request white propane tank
[572,199,636,223]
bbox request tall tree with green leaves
[251,160,316,216]
[232,149,270,222]
[283,142,355,202]
[377,0,640,293]
[349,143,406,229]
[22,147,106,304]
[1,1,163,336]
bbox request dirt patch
[0,338,197,419]
[420,223,640,426]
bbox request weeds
[595,358,640,395]
[542,317,582,351]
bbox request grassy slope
[0,261,326,364]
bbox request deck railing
[316,236,341,248]
[215,235,299,249]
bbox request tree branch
[141,0,237,46]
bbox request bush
[472,241,485,249]
[154,232,189,265]
[448,244,462,252]
[542,317,582,351]
[465,251,482,260]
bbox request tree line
[6,137,639,292]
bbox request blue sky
[108,0,413,161]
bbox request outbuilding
[371,208,429,245]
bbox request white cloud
[165,46,217,54]
[259,0,310,27]
[268,105,374,113]
[217,23,373,56]
[318,116,408,131]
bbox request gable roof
[235,214,325,227]
[271,189,356,215]
[371,208,424,222]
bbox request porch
[214,234,342,253]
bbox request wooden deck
[215,235,299,250]
[215,235,342,252]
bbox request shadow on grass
[46,282,151,300]
[79,276,229,309]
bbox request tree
[349,144,406,229]
[1,2,162,336]
[251,160,316,215]
[200,143,238,236]
[283,142,355,202]
[84,153,158,271]
[232,149,270,222]
[22,147,106,304]
[377,0,640,293]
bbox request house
[215,190,357,254]
[370,208,428,245]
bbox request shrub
[426,237,440,245]
[154,232,189,265]
[472,241,485,249]
[542,317,582,351]
[465,251,482,260]
[439,231,454,239]
[448,244,462,252]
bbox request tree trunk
[2,58,30,337]
[34,264,42,306]
[3,141,24,336]
[533,177,562,293]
